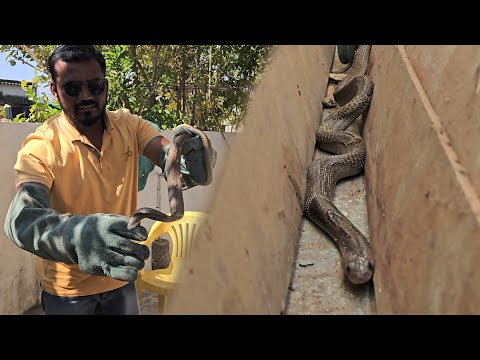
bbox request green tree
[0,45,272,130]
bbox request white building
[0,79,35,120]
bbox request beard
[61,100,107,128]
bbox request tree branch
[18,45,48,74]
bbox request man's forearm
[5,182,151,281]
[4,183,75,263]
[143,135,170,168]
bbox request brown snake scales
[304,45,375,284]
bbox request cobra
[304,45,375,284]
[127,124,214,230]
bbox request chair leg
[135,281,143,305]
[157,294,167,314]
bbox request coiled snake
[127,124,214,230]
[304,45,375,284]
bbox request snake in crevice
[303,45,375,284]
[127,124,214,230]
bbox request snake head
[342,253,374,285]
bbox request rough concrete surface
[364,46,480,314]
[284,49,376,315]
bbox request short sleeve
[137,118,163,155]
[14,134,54,189]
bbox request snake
[303,45,375,284]
[127,124,214,230]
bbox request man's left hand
[161,126,217,189]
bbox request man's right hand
[63,214,150,282]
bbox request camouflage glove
[338,45,358,64]
[63,214,150,282]
[4,183,150,283]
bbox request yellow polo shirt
[14,108,162,297]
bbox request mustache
[76,101,98,109]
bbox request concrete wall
[364,45,480,314]
[168,45,335,314]
[0,122,42,314]
[0,122,233,314]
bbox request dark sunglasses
[55,79,107,97]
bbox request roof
[0,79,33,86]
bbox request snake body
[127,124,213,230]
[304,45,375,284]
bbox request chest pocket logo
[123,146,133,161]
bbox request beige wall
[168,45,335,314]
[0,122,42,314]
[364,45,480,314]
[0,122,234,314]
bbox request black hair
[48,45,106,81]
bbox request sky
[0,51,37,80]
[0,51,53,100]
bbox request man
[3,45,215,315]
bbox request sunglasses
[56,79,107,97]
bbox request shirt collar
[56,110,114,144]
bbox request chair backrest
[141,211,208,266]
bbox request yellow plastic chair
[135,211,208,314]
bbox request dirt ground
[138,291,165,315]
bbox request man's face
[50,58,108,128]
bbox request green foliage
[0,45,273,130]
[2,77,61,123]
[0,103,8,118]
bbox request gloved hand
[4,183,150,283]
[337,45,358,65]
[63,214,150,282]
[160,126,217,189]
